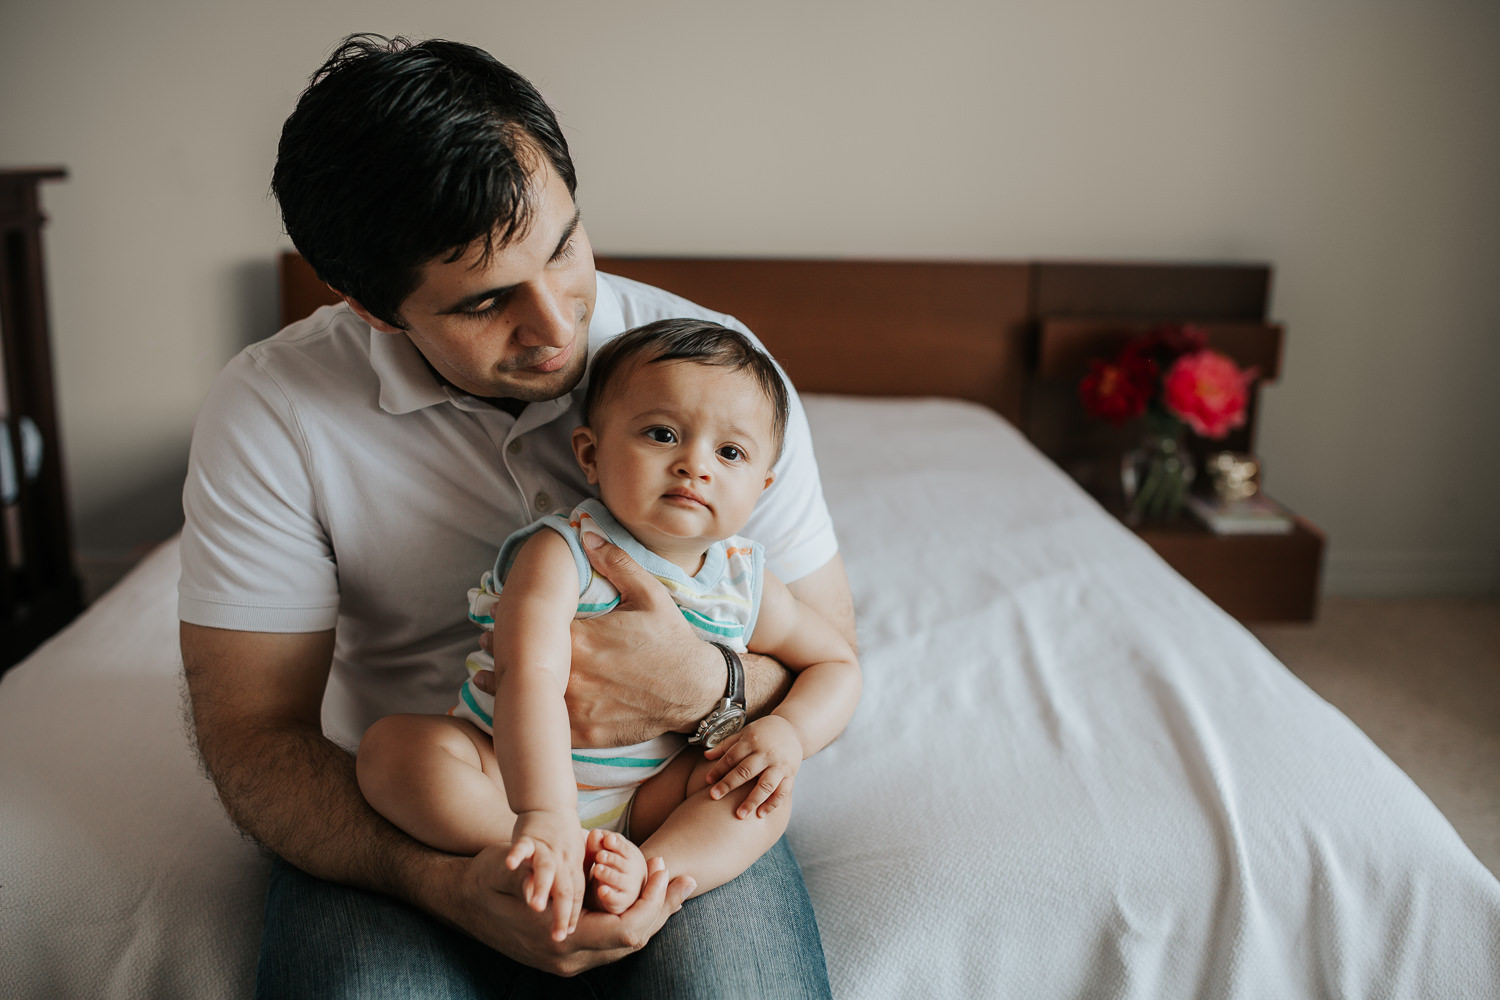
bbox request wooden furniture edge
[1035,319,1285,382]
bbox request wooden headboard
[278,252,1278,460]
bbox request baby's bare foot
[583,828,647,914]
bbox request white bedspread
[3,395,1497,997]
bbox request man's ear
[572,425,600,485]
[339,293,405,335]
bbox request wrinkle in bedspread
[1138,673,1259,997]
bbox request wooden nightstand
[1114,503,1325,622]
[1023,261,1326,624]
[2,168,83,670]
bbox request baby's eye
[646,427,677,444]
[717,445,745,462]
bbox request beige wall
[2,0,1497,598]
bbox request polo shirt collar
[588,270,625,350]
[370,328,450,415]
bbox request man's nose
[513,279,573,347]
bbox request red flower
[1079,353,1154,425]
[1161,350,1255,438]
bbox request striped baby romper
[453,497,765,833]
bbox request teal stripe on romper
[469,612,494,626]
[460,683,493,727]
[679,606,744,638]
[572,752,669,768]
[577,596,621,614]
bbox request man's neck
[420,356,528,416]
[489,396,528,418]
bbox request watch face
[701,709,747,749]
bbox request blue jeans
[255,836,832,999]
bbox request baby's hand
[702,715,804,820]
[508,810,585,941]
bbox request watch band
[713,641,746,707]
[687,642,747,746]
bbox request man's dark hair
[584,319,791,461]
[272,34,576,327]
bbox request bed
[4,255,1498,998]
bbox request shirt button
[534,492,552,512]
[507,439,523,455]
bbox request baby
[357,318,861,941]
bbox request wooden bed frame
[280,250,1280,469]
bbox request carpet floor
[1251,596,1500,879]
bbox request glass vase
[1121,421,1195,524]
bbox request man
[178,33,855,998]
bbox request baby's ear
[572,425,600,484]
[762,469,776,492]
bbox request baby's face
[574,358,778,568]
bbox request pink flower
[1161,350,1255,438]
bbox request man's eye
[718,445,744,462]
[646,427,676,443]
[462,296,507,318]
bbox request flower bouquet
[1078,325,1258,522]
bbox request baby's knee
[356,714,447,789]
[359,713,419,759]
[356,715,408,788]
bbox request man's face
[349,160,597,402]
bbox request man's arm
[782,552,858,651]
[741,552,857,718]
[180,622,691,974]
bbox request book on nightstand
[1186,494,1296,535]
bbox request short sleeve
[731,326,839,583]
[177,352,339,632]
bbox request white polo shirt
[178,271,837,744]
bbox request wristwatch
[687,642,747,749]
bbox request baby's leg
[630,751,793,898]
[356,713,518,856]
[575,751,700,912]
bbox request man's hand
[565,533,717,745]
[472,542,857,747]
[475,534,729,746]
[452,846,695,975]
[701,715,804,820]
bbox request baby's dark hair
[584,318,790,460]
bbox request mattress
[2,394,1496,998]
